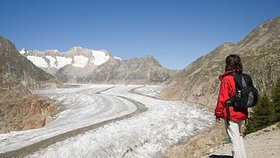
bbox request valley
[0,85,214,158]
[1,14,279,158]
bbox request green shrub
[244,77,280,135]
[271,77,280,122]
[244,95,273,135]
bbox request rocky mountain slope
[0,35,58,133]
[0,35,57,89]
[22,47,176,84]
[161,17,280,109]
[79,55,176,84]
[0,68,56,133]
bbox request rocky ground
[165,121,226,158]
[165,122,280,158]
[203,122,280,158]
[0,68,57,133]
[0,95,57,133]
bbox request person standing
[215,54,248,158]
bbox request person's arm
[215,77,230,120]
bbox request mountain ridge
[20,47,114,72]
[78,54,175,84]
[161,16,280,109]
[22,47,176,84]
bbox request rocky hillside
[0,68,57,133]
[78,55,176,84]
[0,35,57,89]
[161,17,280,108]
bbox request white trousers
[226,121,247,158]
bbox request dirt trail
[203,122,280,158]
[0,87,148,158]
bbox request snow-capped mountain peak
[18,46,172,84]
[19,47,113,74]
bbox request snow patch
[73,46,82,50]
[26,56,48,68]
[91,50,110,65]
[19,49,26,55]
[114,56,122,60]
[72,55,89,68]
[56,56,72,69]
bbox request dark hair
[225,54,243,72]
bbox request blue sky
[0,0,279,69]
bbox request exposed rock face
[79,55,176,84]
[0,35,58,133]
[0,68,31,100]
[0,68,57,133]
[0,35,57,89]
[1,95,57,133]
[161,17,280,108]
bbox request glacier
[0,85,214,158]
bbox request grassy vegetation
[244,77,280,135]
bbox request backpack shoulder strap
[224,72,240,124]
[232,73,243,90]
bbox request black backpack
[230,73,259,108]
[225,73,259,124]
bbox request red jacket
[215,70,248,122]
